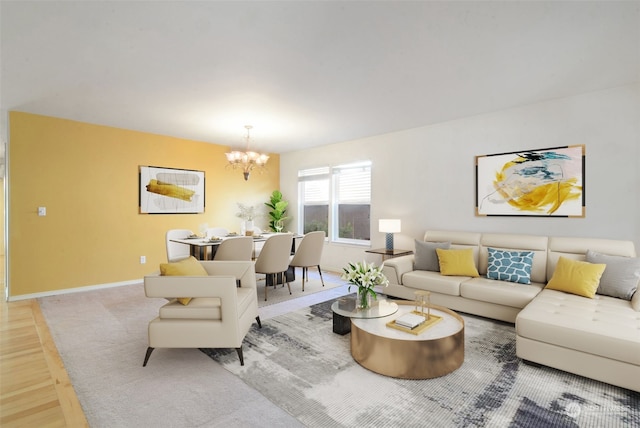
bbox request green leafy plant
[265,190,289,232]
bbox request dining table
[171,232,302,284]
[171,232,301,259]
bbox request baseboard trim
[7,279,143,301]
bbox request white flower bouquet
[341,260,389,309]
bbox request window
[298,167,329,235]
[298,162,371,244]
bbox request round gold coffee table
[350,301,464,379]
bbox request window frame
[298,161,371,246]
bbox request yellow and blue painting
[476,145,584,217]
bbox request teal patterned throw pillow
[487,248,534,284]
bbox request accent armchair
[143,260,261,366]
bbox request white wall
[280,84,640,272]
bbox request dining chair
[206,227,229,239]
[251,226,265,258]
[289,231,326,291]
[166,229,193,262]
[213,236,254,261]
[254,233,294,301]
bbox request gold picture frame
[475,145,585,217]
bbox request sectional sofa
[380,230,640,392]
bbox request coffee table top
[331,297,398,319]
[351,302,464,342]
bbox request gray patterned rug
[202,298,639,428]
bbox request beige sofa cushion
[516,289,640,365]
[160,297,222,320]
[461,277,544,309]
[479,233,548,284]
[547,236,636,281]
[402,270,465,296]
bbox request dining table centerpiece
[236,203,259,235]
[341,260,389,310]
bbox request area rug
[202,299,640,428]
[38,282,303,427]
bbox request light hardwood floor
[0,297,88,427]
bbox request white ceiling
[2,1,639,154]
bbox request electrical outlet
[140,256,146,264]
[38,207,46,216]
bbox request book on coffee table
[394,312,426,329]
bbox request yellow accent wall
[7,112,279,298]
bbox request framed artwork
[139,166,205,214]
[476,145,585,217]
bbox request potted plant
[265,190,289,232]
[341,261,389,309]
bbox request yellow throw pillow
[545,256,606,298]
[435,248,479,277]
[159,256,208,305]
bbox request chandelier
[225,125,270,181]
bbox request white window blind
[299,167,329,203]
[298,162,371,243]
[334,162,371,204]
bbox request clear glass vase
[244,220,254,236]
[356,288,372,310]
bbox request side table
[365,248,413,261]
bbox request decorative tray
[386,311,443,335]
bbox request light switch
[38,207,46,216]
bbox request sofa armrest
[632,290,640,312]
[381,255,414,285]
[144,275,239,300]
[199,260,257,290]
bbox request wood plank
[0,297,88,428]
[31,300,89,427]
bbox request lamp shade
[379,219,401,233]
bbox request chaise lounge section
[381,230,640,392]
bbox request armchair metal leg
[318,265,325,286]
[236,347,245,366]
[143,347,155,367]
[255,316,262,328]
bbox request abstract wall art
[476,145,585,217]
[139,166,205,214]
